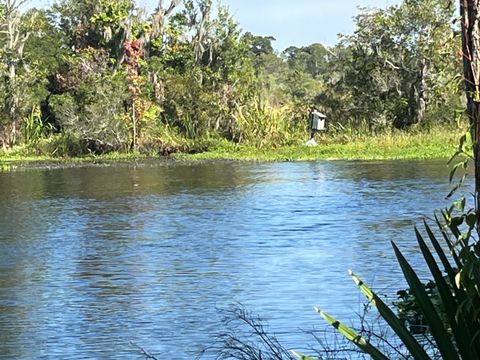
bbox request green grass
[0,127,464,165]
[175,128,462,161]
[0,148,149,165]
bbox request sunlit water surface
[0,160,459,359]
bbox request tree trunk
[417,58,428,125]
[7,63,17,146]
[406,83,419,127]
[404,59,428,128]
[132,102,137,151]
[460,0,480,229]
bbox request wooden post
[460,0,480,229]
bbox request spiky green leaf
[392,242,460,360]
[291,351,316,360]
[349,270,431,360]
[316,308,389,360]
[415,227,477,359]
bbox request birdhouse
[310,110,327,131]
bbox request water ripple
[0,159,461,359]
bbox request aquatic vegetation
[0,163,16,172]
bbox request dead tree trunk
[460,0,480,229]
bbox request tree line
[0,0,464,155]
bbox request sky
[31,0,401,51]
[208,0,402,50]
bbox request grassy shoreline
[0,128,463,166]
[173,128,463,161]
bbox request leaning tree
[460,0,480,229]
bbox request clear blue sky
[211,0,401,50]
[31,0,401,50]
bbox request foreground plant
[294,214,480,360]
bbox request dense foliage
[0,0,463,156]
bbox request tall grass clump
[232,101,306,148]
[22,106,53,149]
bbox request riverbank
[178,129,460,161]
[0,127,464,166]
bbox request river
[0,159,459,359]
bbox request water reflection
[0,159,459,358]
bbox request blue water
[0,160,459,359]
